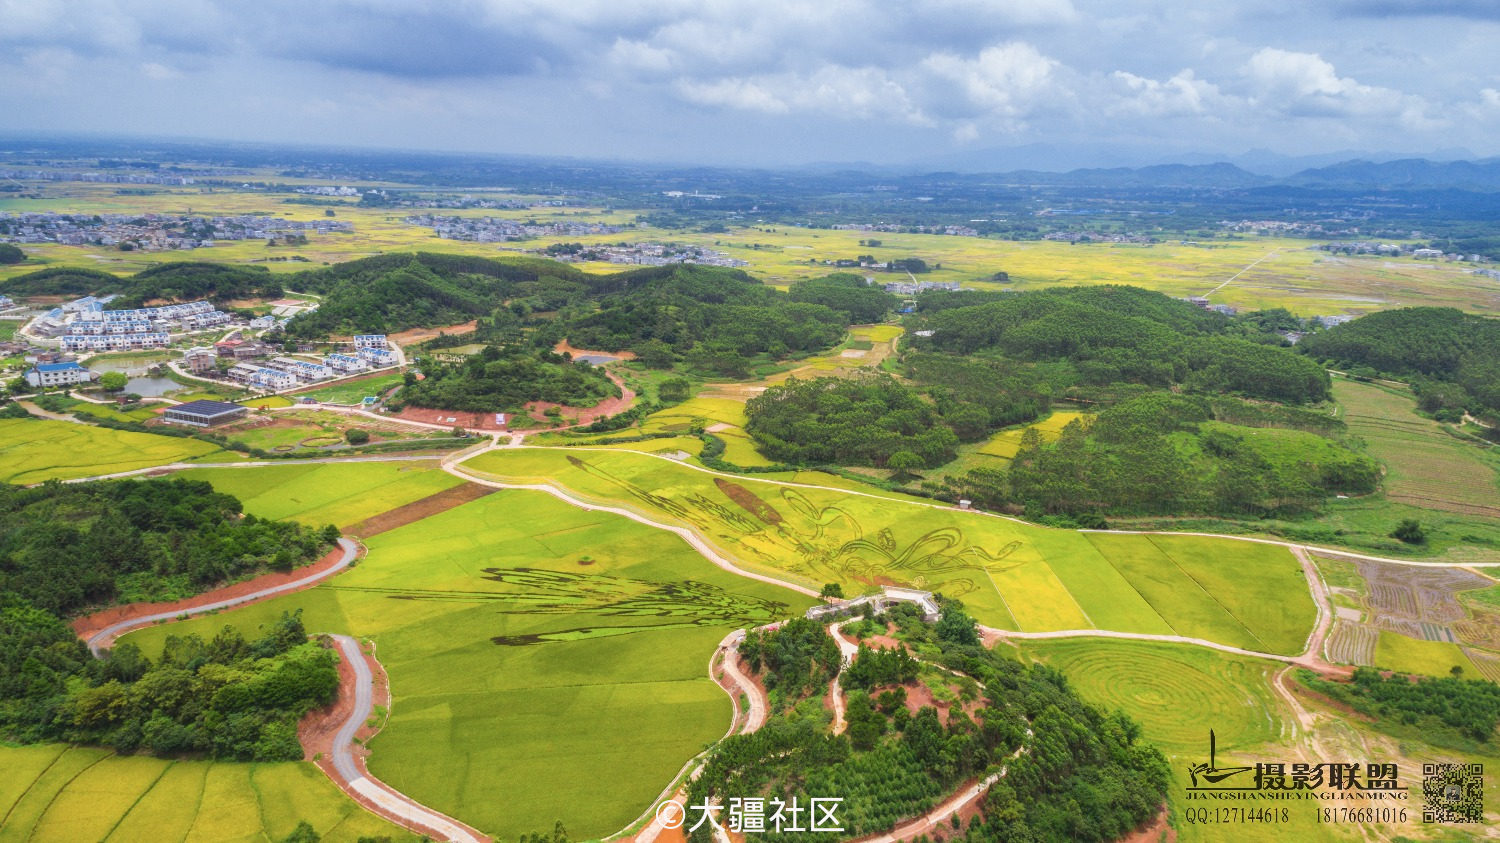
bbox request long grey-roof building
[162,399,248,427]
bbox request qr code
[1423,763,1483,823]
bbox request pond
[87,358,180,397]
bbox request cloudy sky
[2,0,1498,169]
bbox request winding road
[84,537,361,656]
[324,635,487,843]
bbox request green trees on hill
[2,263,282,305]
[0,478,333,615]
[0,480,342,761]
[0,244,24,264]
[393,346,618,413]
[786,272,897,323]
[915,285,1329,404]
[946,393,1378,518]
[0,607,337,760]
[745,374,960,467]
[697,607,1169,843]
[565,265,848,367]
[1300,667,1500,744]
[1299,307,1500,416]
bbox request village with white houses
[5,290,400,401]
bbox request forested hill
[0,479,340,761]
[1298,307,1500,416]
[913,285,1330,404]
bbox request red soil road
[388,320,480,347]
[72,542,353,649]
[554,340,637,361]
[525,370,636,426]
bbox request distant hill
[1286,158,1500,190]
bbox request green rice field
[0,744,411,843]
[0,418,222,484]
[120,487,813,840]
[300,372,405,405]
[175,461,463,528]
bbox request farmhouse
[61,331,169,352]
[162,399,249,427]
[805,585,942,623]
[183,346,217,374]
[24,361,96,388]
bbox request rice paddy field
[174,461,463,528]
[297,372,406,405]
[120,487,812,840]
[462,447,1316,653]
[977,410,1091,459]
[0,418,223,483]
[1332,379,1500,520]
[0,744,411,843]
[1373,631,1479,677]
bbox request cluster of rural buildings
[0,212,353,251]
[548,241,748,267]
[883,279,962,295]
[403,214,620,242]
[1316,241,1492,263]
[210,333,395,392]
[30,297,233,352]
[830,222,981,237]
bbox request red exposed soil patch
[1286,674,1374,722]
[341,482,495,538]
[395,406,509,431]
[554,339,637,360]
[71,544,349,644]
[388,320,479,347]
[525,371,636,426]
[1119,805,1174,843]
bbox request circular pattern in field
[300,435,344,447]
[1027,640,1281,754]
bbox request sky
[2,0,1498,170]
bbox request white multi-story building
[182,310,231,330]
[267,356,333,381]
[228,363,297,391]
[24,361,96,388]
[324,353,369,373]
[353,334,388,349]
[358,346,397,366]
[60,332,169,352]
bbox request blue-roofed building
[25,361,96,388]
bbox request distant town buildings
[403,214,620,242]
[884,280,961,295]
[0,212,353,252]
[546,241,748,267]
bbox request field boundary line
[1145,535,1267,651]
[27,749,116,842]
[0,745,68,832]
[100,759,173,843]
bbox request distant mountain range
[920,157,1500,191]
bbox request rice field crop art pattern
[462,447,1316,652]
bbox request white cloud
[921,42,1060,124]
[1108,69,1219,117]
